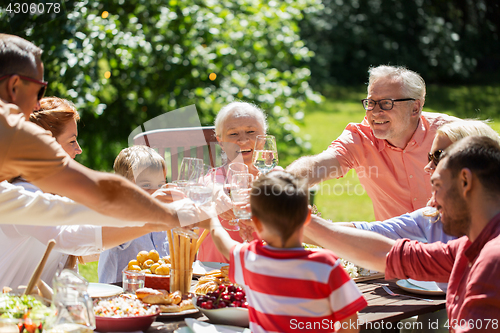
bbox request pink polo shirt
[327,111,457,221]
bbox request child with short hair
[98,145,168,283]
[209,171,366,333]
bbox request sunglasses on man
[0,74,48,100]
[428,149,443,165]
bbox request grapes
[198,284,247,310]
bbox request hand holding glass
[252,135,278,175]
[231,173,254,220]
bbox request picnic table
[142,279,446,333]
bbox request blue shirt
[98,232,170,283]
[353,207,455,291]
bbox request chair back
[133,126,220,181]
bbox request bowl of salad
[0,294,54,333]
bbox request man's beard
[441,184,471,238]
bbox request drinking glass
[223,163,248,231]
[186,166,214,206]
[174,157,203,193]
[252,135,278,175]
[230,173,254,220]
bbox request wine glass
[186,166,214,206]
[230,173,254,220]
[174,157,203,193]
[252,135,278,175]
[222,163,248,231]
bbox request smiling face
[217,111,265,166]
[431,159,471,237]
[424,133,453,175]
[366,78,421,149]
[56,119,82,159]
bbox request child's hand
[152,188,186,203]
[239,219,256,242]
[213,187,236,221]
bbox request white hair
[214,101,267,137]
[368,65,426,111]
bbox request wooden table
[144,279,446,333]
[357,279,446,332]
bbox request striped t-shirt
[230,240,367,333]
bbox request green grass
[79,261,99,283]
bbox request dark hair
[250,171,309,245]
[30,97,80,138]
[441,136,500,196]
[0,34,42,77]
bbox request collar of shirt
[361,115,426,152]
[464,211,500,263]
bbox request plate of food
[192,261,229,277]
[88,282,123,298]
[135,288,199,318]
[396,279,445,296]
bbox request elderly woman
[0,97,168,288]
[198,101,267,263]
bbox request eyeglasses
[428,150,443,165]
[361,98,416,111]
[0,74,48,101]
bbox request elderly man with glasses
[0,33,204,229]
[287,65,459,221]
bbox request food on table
[128,250,171,275]
[196,284,248,309]
[167,229,199,294]
[135,288,194,313]
[93,294,158,317]
[0,294,54,333]
[193,266,230,295]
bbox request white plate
[157,308,199,318]
[396,279,445,296]
[192,296,249,327]
[88,283,123,298]
[192,261,228,277]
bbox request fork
[381,285,434,302]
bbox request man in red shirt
[305,136,500,331]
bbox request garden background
[2,0,499,281]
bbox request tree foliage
[301,0,500,87]
[1,0,322,170]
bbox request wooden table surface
[140,278,447,333]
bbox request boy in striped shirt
[208,171,367,332]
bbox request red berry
[236,287,244,293]
[234,292,245,301]
[222,295,232,302]
[227,285,237,293]
[241,302,249,308]
[218,285,226,292]
[232,300,242,307]
[217,302,227,308]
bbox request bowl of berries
[193,284,249,327]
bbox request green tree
[301,0,500,87]
[1,0,322,169]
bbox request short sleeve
[328,259,367,321]
[0,109,70,182]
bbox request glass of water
[186,165,215,206]
[230,173,254,220]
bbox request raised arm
[286,150,343,185]
[304,215,394,272]
[32,159,191,228]
[209,217,240,261]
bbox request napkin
[407,279,443,292]
[185,318,250,333]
